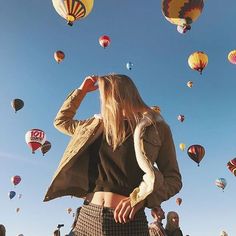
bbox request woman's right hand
[79,76,98,93]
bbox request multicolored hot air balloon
[177,114,185,122]
[41,141,52,156]
[187,144,205,166]
[228,50,236,64]
[215,178,227,191]
[188,51,208,74]
[52,0,94,26]
[11,99,24,113]
[151,106,161,113]
[161,0,204,33]
[54,51,65,63]
[176,197,182,206]
[126,62,133,70]
[99,35,111,48]
[179,143,186,151]
[227,158,236,176]
[11,175,21,186]
[187,81,193,88]
[9,191,16,200]
[25,129,46,154]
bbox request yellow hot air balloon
[179,143,186,151]
[150,105,161,113]
[188,51,208,74]
[52,0,94,26]
[161,0,204,33]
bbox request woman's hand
[113,197,145,224]
[79,76,98,93]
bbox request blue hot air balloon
[9,191,16,199]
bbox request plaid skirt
[71,201,149,236]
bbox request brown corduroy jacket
[43,89,182,208]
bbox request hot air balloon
[220,230,228,236]
[162,0,204,33]
[176,197,182,206]
[187,81,193,88]
[179,143,186,151]
[188,51,208,74]
[177,114,185,122]
[18,194,22,199]
[25,129,46,154]
[16,207,20,213]
[52,0,94,26]
[99,35,111,48]
[11,99,24,113]
[187,144,205,166]
[54,51,65,63]
[67,208,72,214]
[227,158,236,176]
[11,175,21,186]
[9,191,16,199]
[126,62,133,70]
[228,50,236,64]
[41,141,52,156]
[215,178,227,191]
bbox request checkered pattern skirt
[71,201,149,236]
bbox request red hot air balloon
[227,158,236,176]
[99,35,111,48]
[25,129,46,153]
[54,50,65,63]
[187,144,205,166]
[11,175,21,186]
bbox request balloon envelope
[25,129,46,153]
[9,191,16,199]
[215,178,227,190]
[179,143,186,151]
[187,144,205,166]
[11,175,21,186]
[126,62,133,70]
[67,207,72,214]
[176,197,182,206]
[52,0,94,26]
[11,99,24,113]
[177,114,185,122]
[227,158,236,176]
[220,230,228,236]
[228,50,236,64]
[99,35,111,48]
[187,81,193,88]
[54,50,65,63]
[188,51,208,74]
[41,141,52,156]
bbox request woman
[44,74,182,235]
[165,211,183,236]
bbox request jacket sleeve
[146,122,182,208]
[54,89,91,136]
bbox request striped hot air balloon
[52,0,94,26]
[228,50,236,64]
[188,51,208,74]
[227,158,236,176]
[215,178,227,191]
[161,0,204,33]
[187,144,205,166]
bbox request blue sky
[0,0,236,235]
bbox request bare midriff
[85,192,127,209]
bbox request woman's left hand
[113,197,145,224]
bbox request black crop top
[88,132,144,196]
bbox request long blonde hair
[98,74,153,150]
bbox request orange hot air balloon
[54,51,65,63]
[11,175,21,186]
[25,129,46,153]
[188,51,208,74]
[41,141,52,156]
[176,197,182,206]
[228,50,236,64]
[99,35,111,48]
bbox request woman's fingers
[114,198,132,224]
